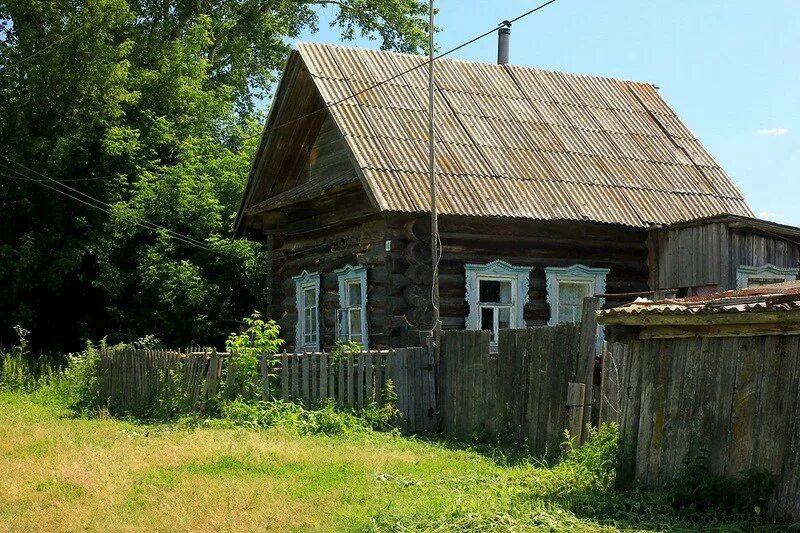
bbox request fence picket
[291,352,300,401]
[301,351,310,406]
[281,352,289,401]
[338,354,345,407]
[320,353,328,399]
[311,352,318,404]
[347,352,355,408]
[365,352,374,403]
[357,351,365,409]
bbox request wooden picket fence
[278,347,435,432]
[98,346,435,432]
[99,347,229,414]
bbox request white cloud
[758,211,782,222]
[757,127,789,136]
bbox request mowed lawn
[0,391,776,532]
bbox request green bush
[223,311,284,401]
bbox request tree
[0,0,428,351]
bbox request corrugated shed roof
[294,43,753,226]
[598,281,800,321]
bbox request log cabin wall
[256,182,389,351]
[652,221,800,292]
[386,213,650,332]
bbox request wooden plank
[260,354,270,401]
[311,352,318,404]
[577,297,600,440]
[566,382,586,448]
[375,352,384,405]
[725,336,761,476]
[327,351,335,401]
[347,352,355,408]
[357,351,365,409]
[302,351,310,406]
[282,352,289,401]
[365,352,374,404]
[320,352,329,400]
[291,352,300,401]
[338,351,345,407]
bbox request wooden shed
[234,42,755,351]
[597,282,800,520]
[648,214,800,296]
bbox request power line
[0,169,211,251]
[240,0,559,142]
[0,26,82,74]
[0,158,212,251]
[2,171,124,183]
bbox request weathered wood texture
[600,336,800,521]
[653,222,800,291]
[99,348,229,415]
[388,214,649,334]
[437,325,586,455]
[277,348,436,433]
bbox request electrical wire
[0,169,212,251]
[0,159,212,251]
[0,26,82,74]
[239,0,560,142]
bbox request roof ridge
[295,41,658,87]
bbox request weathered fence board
[437,324,583,455]
[598,334,800,521]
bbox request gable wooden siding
[652,222,800,291]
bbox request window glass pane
[558,304,580,324]
[480,307,494,331]
[498,307,511,330]
[349,308,362,338]
[348,281,362,305]
[499,281,512,304]
[304,287,315,307]
[479,280,500,302]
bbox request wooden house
[234,42,758,351]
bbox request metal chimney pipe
[498,21,511,64]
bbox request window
[336,265,368,349]
[293,271,320,351]
[545,265,609,326]
[465,260,532,351]
[736,264,798,289]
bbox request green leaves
[0,0,428,350]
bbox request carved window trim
[545,265,609,326]
[465,260,532,350]
[736,264,798,289]
[292,270,321,352]
[335,264,369,350]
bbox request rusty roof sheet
[598,281,800,321]
[293,42,753,226]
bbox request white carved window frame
[292,270,321,352]
[545,265,609,356]
[545,265,609,326]
[465,260,532,350]
[736,264,799,289]
[335,264,369,350]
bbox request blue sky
[291,0,800,225]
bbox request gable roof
[236,42,753,232]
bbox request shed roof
[238,43,753,229]
[598,281,800,324]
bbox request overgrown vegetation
[0,320,786,530]
[0,0,430,352]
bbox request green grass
[0,391,788,532]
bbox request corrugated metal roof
[598,281,800,321]
[293,42,753,226]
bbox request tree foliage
[0,0,428,350]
